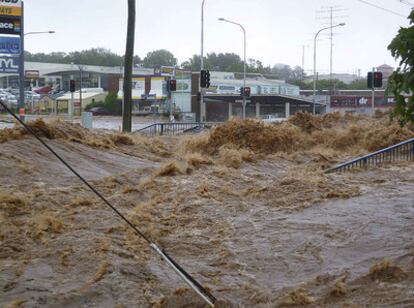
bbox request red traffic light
[373,72,383,88]
[168,79,177,92]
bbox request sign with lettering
[0,6,21,17]
[0,55,19,73]
[0,0,21,7]
[0,16,20,34]
[0,35,19,53]
[25,70,40,79]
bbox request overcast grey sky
[25,0,412,75]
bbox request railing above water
[135,122,223,136]
[325,138,414,173]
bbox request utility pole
[317,6,347,95]
[200,0,206,122]
[123,0,136,132]
[302,45,305,80]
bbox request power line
[398,0,414,7]
[316,6,347,94]
[357,0,407,17]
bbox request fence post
[160,124,164,136]
[411,142,414,160]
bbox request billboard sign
[330,96,397,109]
[0,0,21,18]
[0,0,22,7]
[0,16,20,34]
[0,35,19,53]
[25,70,40,79]
[0,55,19,73]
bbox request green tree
[271,64,293,80]
[348,79,368,90]
[387,10,414,125]
[181,55,202,71]
[143,49,177,67]
[25,48,142,67]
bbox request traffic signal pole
[371,67,375,115]
[200,0,206,122]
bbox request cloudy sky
[25,0,412,75]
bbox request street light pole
[218,18,247,120]
[313,23,345,115]
[24,31,55,36]
[21,22,55,120]
[200,0,206,122]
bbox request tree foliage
[24,47,372,90]
[181,52,272,74]
[387,10,414,125]
[142,49,177,67]
[25,48,141,67]
[85,92,121,115]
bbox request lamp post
[25,31,55,36]
[200,0,206,122]
[20,30,55,119]
[313,23,345,115]
[218,17,247,120]
[78,65,83,115]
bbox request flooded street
[0,114,413,307]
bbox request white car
[260,114,286,123]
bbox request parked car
[24,91,41,102]
[260,114,286,123]
[34,86,53,94]
[48,90,65,99]
[89,107,110,116]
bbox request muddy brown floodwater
[0,113,413,307]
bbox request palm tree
[122,0,136,132]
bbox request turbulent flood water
[0,116,413,307]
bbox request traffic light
[168,79,177,92]
[70,79,76,92]
[367,72,373,88]
[367,72,383,88]
[244,87,251,98]
[374,72,383,88]
[240,87,251,97]
[200,70,210,88]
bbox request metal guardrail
[325,138,414,173]
[135,122,223,136]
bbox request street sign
[0,16,20,34]
[0,35,19,53]
[25,70,40,79]
[0,55,19,73]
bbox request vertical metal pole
[371,67,375,115]
[313,31,317,115]
[302,45,305,80]
[79,66,83,117]
[200,0,206,122]
[242,26,246,120]
[19,1,25,120]
[329,7,333,95]
[69,92,74,122]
